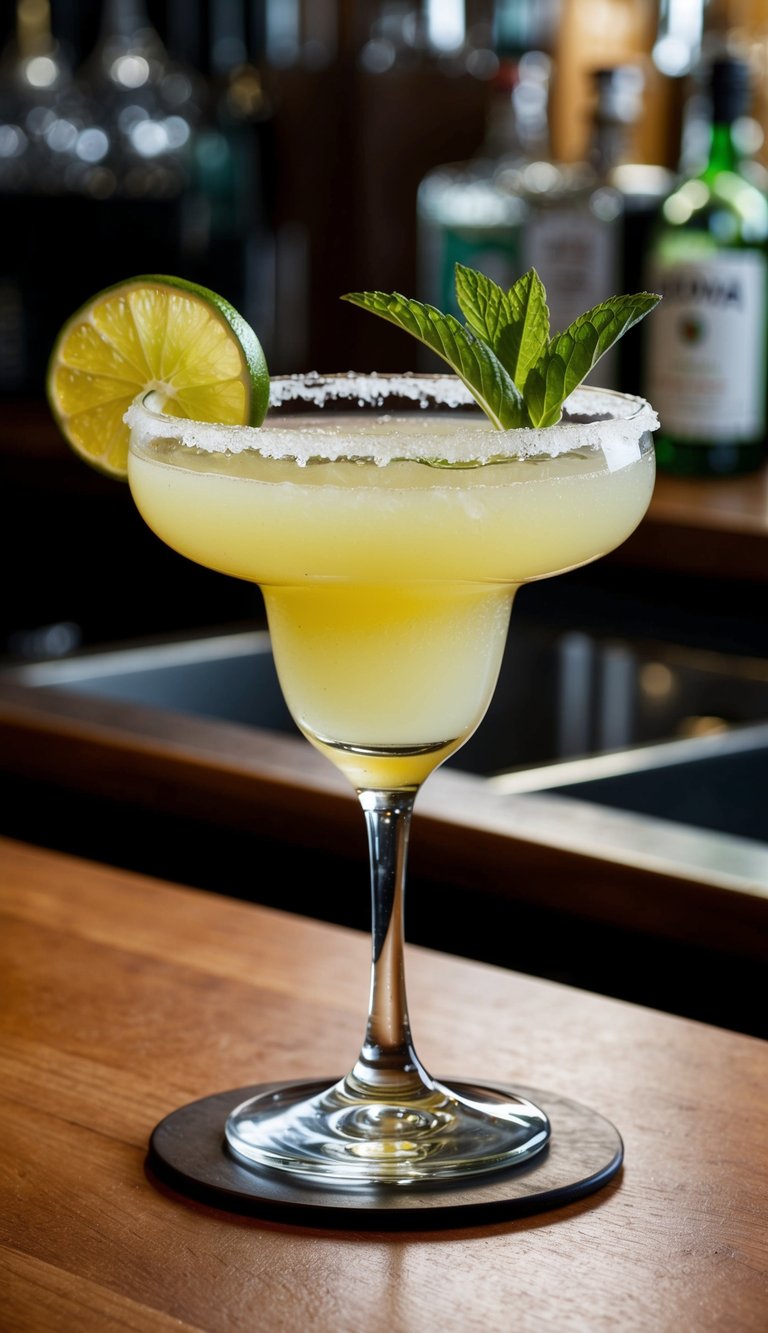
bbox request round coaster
[146,1080,623,1229]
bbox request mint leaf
[498,270,552,393]
[454,265,515,349]
[342,269,661,431]
[340,290,530,428]
[456,265,550,394]
[525,293,663,427]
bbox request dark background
[0,0,499,383]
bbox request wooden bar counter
[1,835,766,1331]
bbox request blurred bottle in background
[0,0,83,195]
[416,11,660,391]
[580,64,676,394]
[73,0,202,301]
[75,0,199,203]
[643,51,768,476]
[182,0,276,357]
[416,4,554,320]
[0,0,90,393]
[512,62,643,389]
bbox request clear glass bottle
[510,64,644,389]
[416,47,551,317]
[416,58,646,392]
[0,0,89,393]
[76,0,200,202]
[184,1,276,358]
[0,0,82,195]
[59,0,204,349]
[643,53,768,476]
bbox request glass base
[224,1075,550,1185]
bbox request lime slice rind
[47,274,269,480]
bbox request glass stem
[347,787,433,1099]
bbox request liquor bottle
[76,0,199,200]
[643,54,768,476]
[579,65,675,395]
[72,0,202,296]
[0,0,88,392]
[417,58,646,391]
[416,47,552,318]
[0,0,81,193]
[513,64,641,389]
[184,0,276,358]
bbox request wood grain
[1,836,766,1332]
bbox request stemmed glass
[127,372,656,1186]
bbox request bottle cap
[710,55,751,122]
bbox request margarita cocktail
[126,373,657,1183]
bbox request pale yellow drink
[126,382,656,789]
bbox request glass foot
[225,1076,550,1184]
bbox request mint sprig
[335,290,525,429]
[341,265,660,430]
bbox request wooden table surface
[1,835,766,1332]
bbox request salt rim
[124,373,659,467]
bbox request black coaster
[146,1080,623,1229]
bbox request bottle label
[522,207,621,388]
[645,252,768,441]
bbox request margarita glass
[126,373,657,1186]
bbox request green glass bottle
[644,55,768,476]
